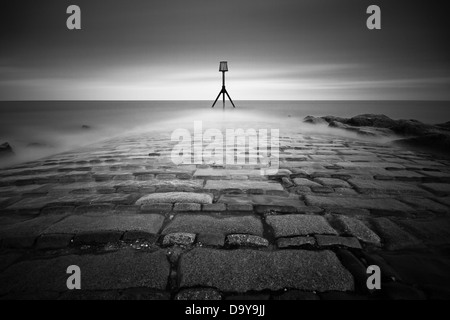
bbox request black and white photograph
[1,0,450,304]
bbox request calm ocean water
[1,100,449,167]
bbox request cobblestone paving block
[336,162,405,169]
[305,195,413,211]
[140,203,173,214]
[314,178,351,188]
[374,169,425,180]
[315,235,362,249]
[217,194,253,205]
[226,234,269,247]
[292,178,322,187]
[135,192,213,205]
[276,236,316,248]
[202,203,226,211]
[398,197,449,213]
[266,214,337,238]
[162,232,196,246]
[250,194,305,207]
[328,208,371,217]
[173,203,202,212]
[348,179,428,195]
[142,179,203,190]
[56,193,134,206]
[226,204,254,212]
[370,218,423,250]
[334,215,381,245]
[0,249,170,296]
[162,215,264,237]
[205,180,284,192]
[43,214,165,235]
[5,197,56,210]
[74,204,115,216]
[179,248,354,292]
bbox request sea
[1,100,449,167]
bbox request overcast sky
[1,0,449,100]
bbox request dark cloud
[0,0,449,100]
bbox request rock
[435,121,450,131]
[0,142,13,156]
[163,232,196,246]
[303,115,328,125]
[329,121,394,137]
[226,234,269,247]
[321,115,348,124]
[390,119,432,136]
[328,121,348,129]
[347,114,397,128]
[334,215,381,246]
[315,235,362,249]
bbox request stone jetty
[1,128,450,300]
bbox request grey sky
[1,0,449,100]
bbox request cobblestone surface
[1,127,450,299]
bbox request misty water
[1,100,450,168]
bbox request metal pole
[222,71,225,109]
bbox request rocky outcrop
[435,121,450,131]
[304,114,450,154]
[328,120,394,137]
[303,115,328,125]
[346,114,397,128]
[389,119,434,136]
[304,114,442,137]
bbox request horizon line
[1,99,450,102]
